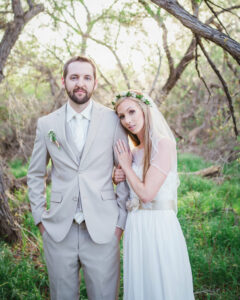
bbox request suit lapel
[56,104,78,166]
[80,101,102,165]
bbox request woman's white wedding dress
[123,146,194,300]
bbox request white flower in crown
[112,91,152,107]
[126,197,140,212]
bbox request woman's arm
[115,138,175,203]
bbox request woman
[113,91,194,300]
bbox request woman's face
[116,99,145,136]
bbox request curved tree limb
[150,0,240,65]
[161,37,196,100]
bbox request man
[27,56,129,300]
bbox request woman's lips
[128,125,135,131]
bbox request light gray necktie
[74,114,85,153]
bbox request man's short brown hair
[63,56,96,81]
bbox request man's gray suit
[27,100,129,299]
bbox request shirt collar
[67,100,93,123]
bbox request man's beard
[66,87,93,105]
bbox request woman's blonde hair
[114,93,152,181]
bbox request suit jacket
[27,101,129,243]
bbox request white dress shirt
[67,100,92,153]
[67,100,93,224]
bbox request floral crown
[112,91,152,107]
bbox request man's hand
[38,222,45,235]
[115,227,123,242]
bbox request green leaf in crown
[112,91,152,107]
[136,94,143,100]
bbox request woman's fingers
[116,139,128,154]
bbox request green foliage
[178,154,240,299]
[1,154,240,299]
[0,242,48,300]
[9,159,29,179]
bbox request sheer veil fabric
[145,95,180,213]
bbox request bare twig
[149,47,162,96]
[204,0,229,36]
[205,5,240,25]
[198,39,238,137]
[194,36,211,100]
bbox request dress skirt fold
[123,210,194,300]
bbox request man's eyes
[70,76,92,80]
[129,110,135,114]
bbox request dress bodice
[128,147,178,212]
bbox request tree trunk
[150,0,240,65]
[0,167,21,243]
[0,1,44,83]
[180,165,221,177]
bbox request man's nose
[75,77,84,87]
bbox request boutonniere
[48,130,60,149]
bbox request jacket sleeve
[27,118,50,225]
[113,119,129,230]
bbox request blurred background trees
[0,1,239,298]
[0,0,239,241]
[0,0,239,163]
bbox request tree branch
[0,2,44,83]
[161,37,196,99]
[194,36,211,99]
[198,38,238,137]
[150,0,240,65]
[162,22,174,75]
[205,5,240,25]
[204,0,229,36]
[87,35,131,89]
[12,0,24,17]
[149,47,162,96]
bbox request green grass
[1,154,240,299]
[9,159,29,179]
[0,242,48,300]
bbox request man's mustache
[73,87,87,93]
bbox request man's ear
[61,77,65,87]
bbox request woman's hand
[115,140,132,172]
